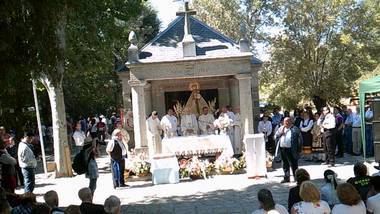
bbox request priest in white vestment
[216,110,233,135]
[181,111,198,136]
[146,111,163,156]
[223,107,235,143]
[198,106,215,135]
[232,107,243,155]
[160,109,178,138]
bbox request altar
[162,135,234,157]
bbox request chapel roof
[138,16,262,64]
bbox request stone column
[129,80,148,148]
[236,74,254,135]
[251,65,261,133]
[121,78,132,111]
[151,83,166,116]
[144,83,152,116]
[229,78,240,108]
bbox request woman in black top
[287,168,310,212]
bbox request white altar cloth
[150,154,179,185]
[244,133,267,177]
[161,135,234,156]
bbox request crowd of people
[260,103,375,167]
[252,162,380,214]
[0,186,122,214]
[1,160,380,213]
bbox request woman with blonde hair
[331,183,365,214]
[291,181,330,214]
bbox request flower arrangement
[178,156,214,179]
[214,155,240,174]
[126,152,151,177]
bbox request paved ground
[16,153,379,214]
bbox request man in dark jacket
[275,117,303,183]
[78,187,105,214]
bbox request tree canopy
[261,0,380,110]
[194,0,380,110]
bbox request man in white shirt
[106,130,128,188]
[146,111,163,156]
[367,176,380,214]
[258,115,273,143]
[365,104,374,157]
[351,107,362,156]
[160,109,178,138]
[318,107,337,167]
[275,117,302,183]
[18,132,37,193]
[73,122,86,149]
[198,106,215,135]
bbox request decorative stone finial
[239,23,250,52]
[176,1,196,57]
[129,31,137,45]
[127,31,139,63]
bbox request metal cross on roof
[176,1,196,36]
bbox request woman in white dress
[252,189,288,214]
[291,181,330,214]
[331,183,366,214]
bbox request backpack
[72,150,87,175]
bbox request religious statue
[183,82,209,117]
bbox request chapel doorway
[164,89,219,112]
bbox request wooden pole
[32,79,48,177]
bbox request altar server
[146,111,163,156]
[160,109,178,138]
[198,106,215,135]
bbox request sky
[148,0,271,61]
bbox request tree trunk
[41,77,72,177]
[312,95,327,113]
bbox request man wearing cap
[17,132,37,193]
[147,111,163,155]
[106,129,127,188]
